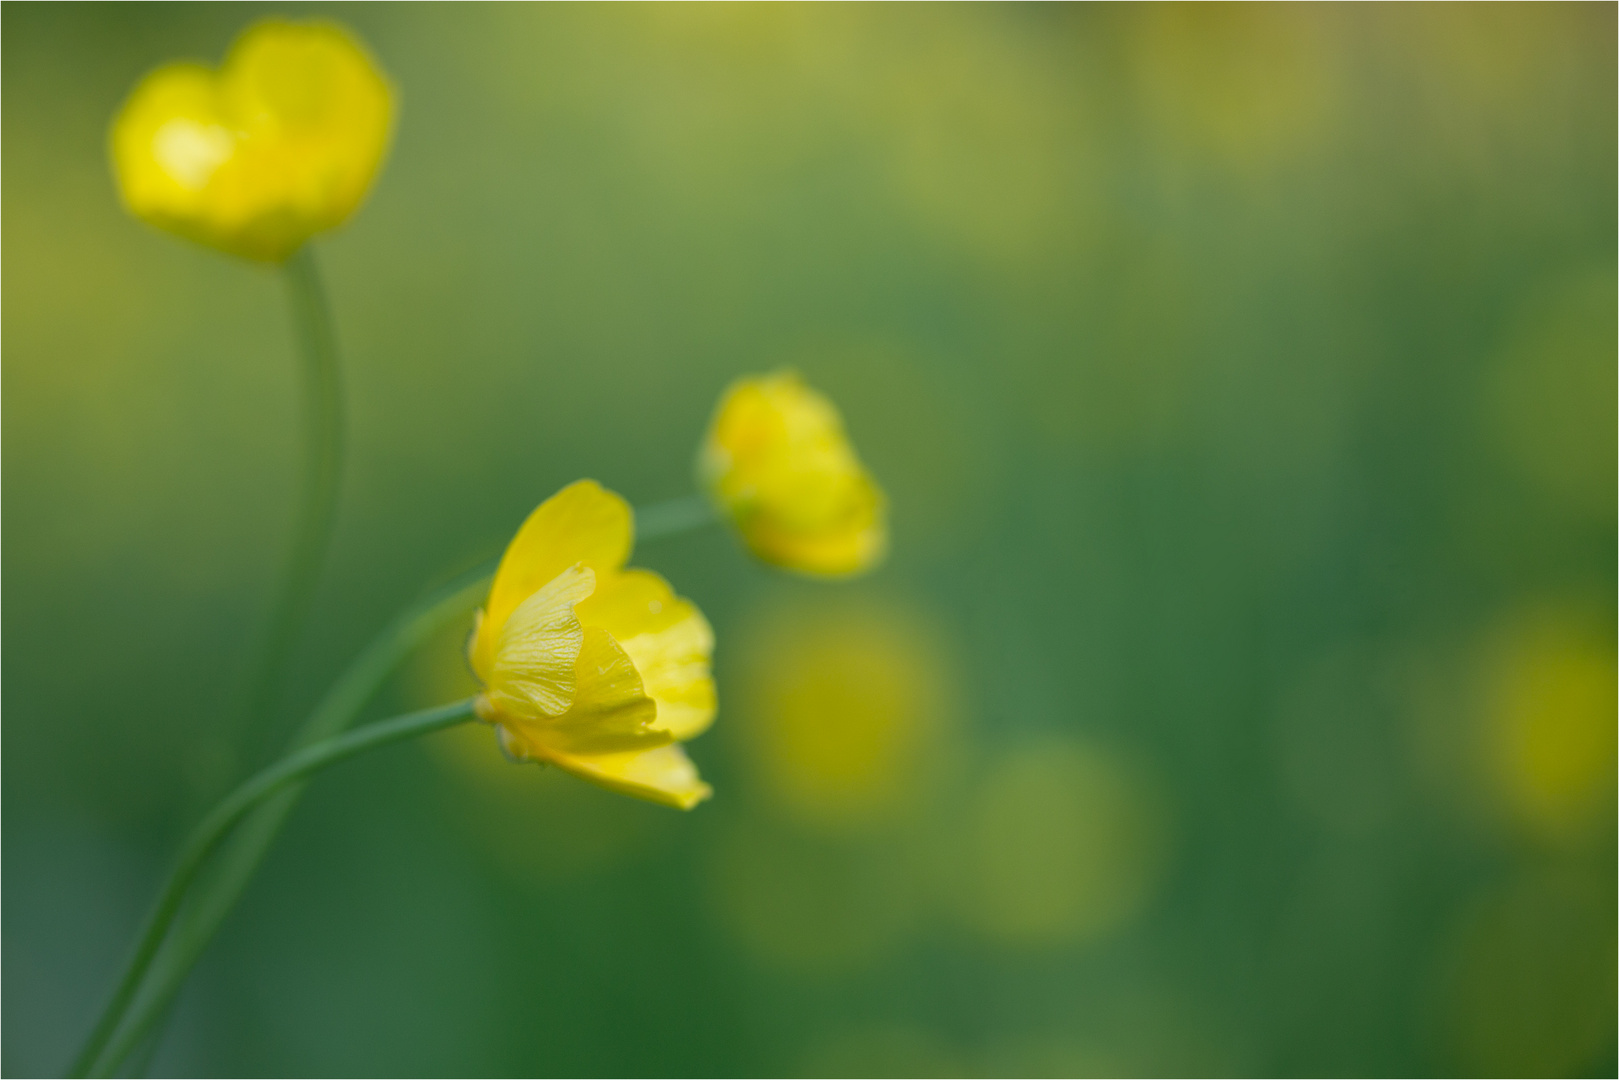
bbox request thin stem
[70,699,477,1079]
[242,244,346,737]
[91,563,497,1077]
[83,244,345,1079]
[636,493,716,542]
[77,496,722,1076]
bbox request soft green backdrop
[5,4,1615,1076]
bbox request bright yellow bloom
[468,480,716,810]
[698,371,887,577]
[110,19,394,263]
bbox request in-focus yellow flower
[110,18,394,263]
[698,371,887,577]
[469,480,716,810]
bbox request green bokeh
[5,4,1614,1076]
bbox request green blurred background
[4,3,1615,1076]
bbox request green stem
[243,244,346,736]
[89,563,496,1077]
[73,495,722,1077]
[635,493,716,541]
[70,699,477,1078]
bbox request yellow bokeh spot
[1403,603,1617,847]
[110,18,395,262]
[1484,607,1617,841]
[738,598,956,832]
[956,739,1169,947]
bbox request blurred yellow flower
[469,480,716,810]
[699,371,887,577]
[739,599,956,832]
[110,18,394,262]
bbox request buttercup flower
[110,18,394,262]
[698,371,887,577]
[469,481,716,809]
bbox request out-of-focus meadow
[4,4,1615,1076]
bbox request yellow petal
[698,370,887,578]
[735,471,887,578]
[470,481,633,678]
[541,627,667,756]
[492,625,668,759]
[550,744,713,811]
[111,65,235,237]
[477,564,594,721]
[576,569,718,740]
[110,18,394,261]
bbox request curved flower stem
[85,562,496,1079]
[242,244,346,738]
[70,699,477,1078]
[73,497,721,1077]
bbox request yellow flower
[468,480,716,810]
[110,18,394,263]
[698,371,887,577]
